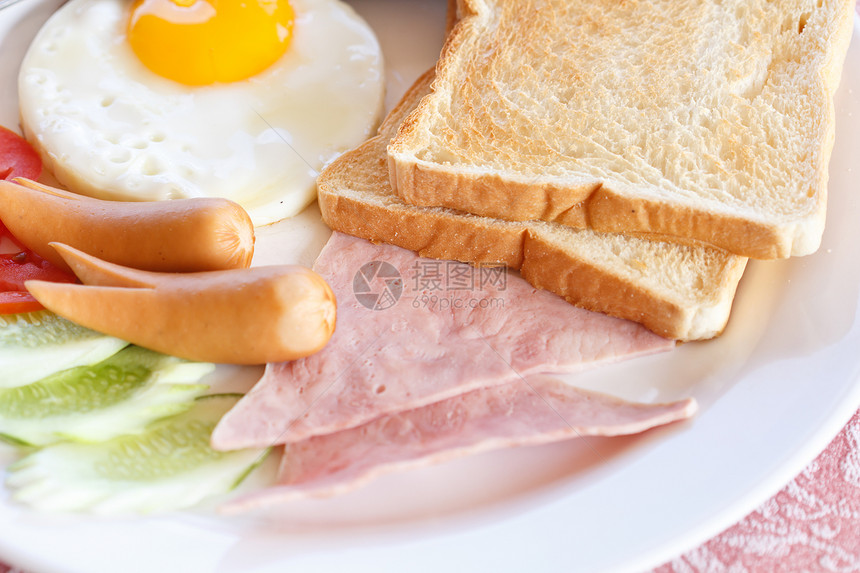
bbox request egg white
[18,0,384,226]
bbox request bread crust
[519,237,688,340]
[388,0,856,260]
[319,191,527,268]
[519,233,748,340]
[319,70,749,341]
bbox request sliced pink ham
[222,375,695,510]
[211,233,673,450]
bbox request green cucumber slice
[0,346,213,446]
[0,311,129,388]
[5,394,269,515]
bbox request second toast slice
[318,70,748,341]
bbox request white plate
[1,4,859,572]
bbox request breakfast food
[2,0,849,522]
[387,0,856,259]
[0,126,41,181]
[1,219,76,315]
[18,0,384,225]
[6,394,268,515]
[0,311,127,389]
[26,243,337,365]
[127,0,294,86]
[0,346,211,446]
[1,179,254,274]
[317,71,749,341]
[211,232,674,450]
[223,375,695,509]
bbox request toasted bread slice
[387,0,856,259]
[318,70,748,341]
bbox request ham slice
[211,233,673,450]
[222,375,695,510]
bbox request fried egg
[18,0,384,225]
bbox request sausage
[25,243,337,365]
[0,178,254,274]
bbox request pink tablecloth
[1,4,858,573]
[655,409,860,572]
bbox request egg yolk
[128,0,294,85]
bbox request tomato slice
[0,125,42,181]
[0,252,75,290]
[1,219,76,315]
[1,126,68,314]
[0,291,44,314]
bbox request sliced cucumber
[5,394,269,515]
[0,311,128,388]
[0,346,213,446]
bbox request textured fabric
[654,408,860,572]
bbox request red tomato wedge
[1,219,76,314]
[0,126,68,313]
[0,291,46,315]
[0,125,42,181]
